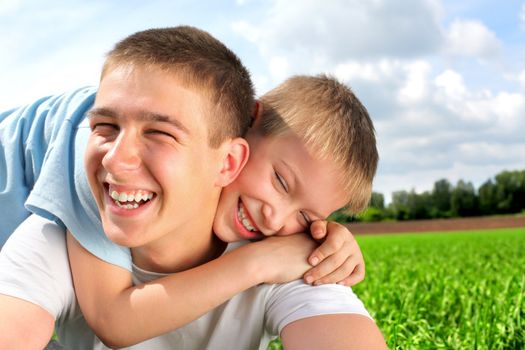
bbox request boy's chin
[101,222,139,247]
[213,228,236,244]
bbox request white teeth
[115,201,140,210]
[242,218,254,230]
[238,204,257,232]
[109,188,154,209]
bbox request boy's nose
[261,203,297,236]
[102,132,142,173]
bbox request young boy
[0,27,385,349]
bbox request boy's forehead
[95,68,216,141]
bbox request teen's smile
[104,183,156,215]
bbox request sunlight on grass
[353,228,525,349]
[267,228,525,349]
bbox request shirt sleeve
[0,92,76,244]
[264,280,373,335]
[0,215,76,319]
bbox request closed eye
[275,171,289,192]
[146,129,179,142]
[300,211,311,227]
[146,129,177,141]
[91,122,118,132]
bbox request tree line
[331,169,525,223]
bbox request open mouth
[106,184,155,210]
[237,200,259,233]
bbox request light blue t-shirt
[0,88,132,271]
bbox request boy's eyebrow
[87,107,190,135]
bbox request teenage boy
[0,27,386,349]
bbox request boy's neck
[130,230,227,274]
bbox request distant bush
[359,207,384,222]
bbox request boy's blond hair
[259,75,378,214]
[101,26,255,147]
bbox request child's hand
[250,233,317,285]
[303,221,365,287]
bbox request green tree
[369,192,385,210]
[450,180,479,217]
[493,170,525,214]
[478,179,496,215]
[389,190,410,220]
[431,179,452,218]
[407,190,432,219]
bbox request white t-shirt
[0,215,372,350]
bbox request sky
[2,0,525,203]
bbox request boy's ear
[251,100,263,126]
[215,137,250,187]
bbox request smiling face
[213,128,349,243]
[85,65,229,262]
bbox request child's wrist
[229,243,269,285]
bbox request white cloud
[444,19,501,60]
[231,21,259,42]
[457,142,525,165]
[334,62,382,83]
[434,69,467,100]
[431,67,525,133]
[376,149,525,203]
[398,61,432,105]
[365,59,525,199]
[232,0,443,82]
[464,92,525,129]
[268,56,291,83]
[0,0,21,15]
[334,59,410,85]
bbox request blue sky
[2,0,525,202]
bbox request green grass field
[269,227,525,350]
[353,228,525,349]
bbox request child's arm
[66,230,316,348]
[303,221,365,287]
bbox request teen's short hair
[102,26,255,147]
[259,75,378,214]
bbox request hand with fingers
[303,221,365,287]
[249,233,318,285]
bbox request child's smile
[234,200,264,240]
[213,128,348,244]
